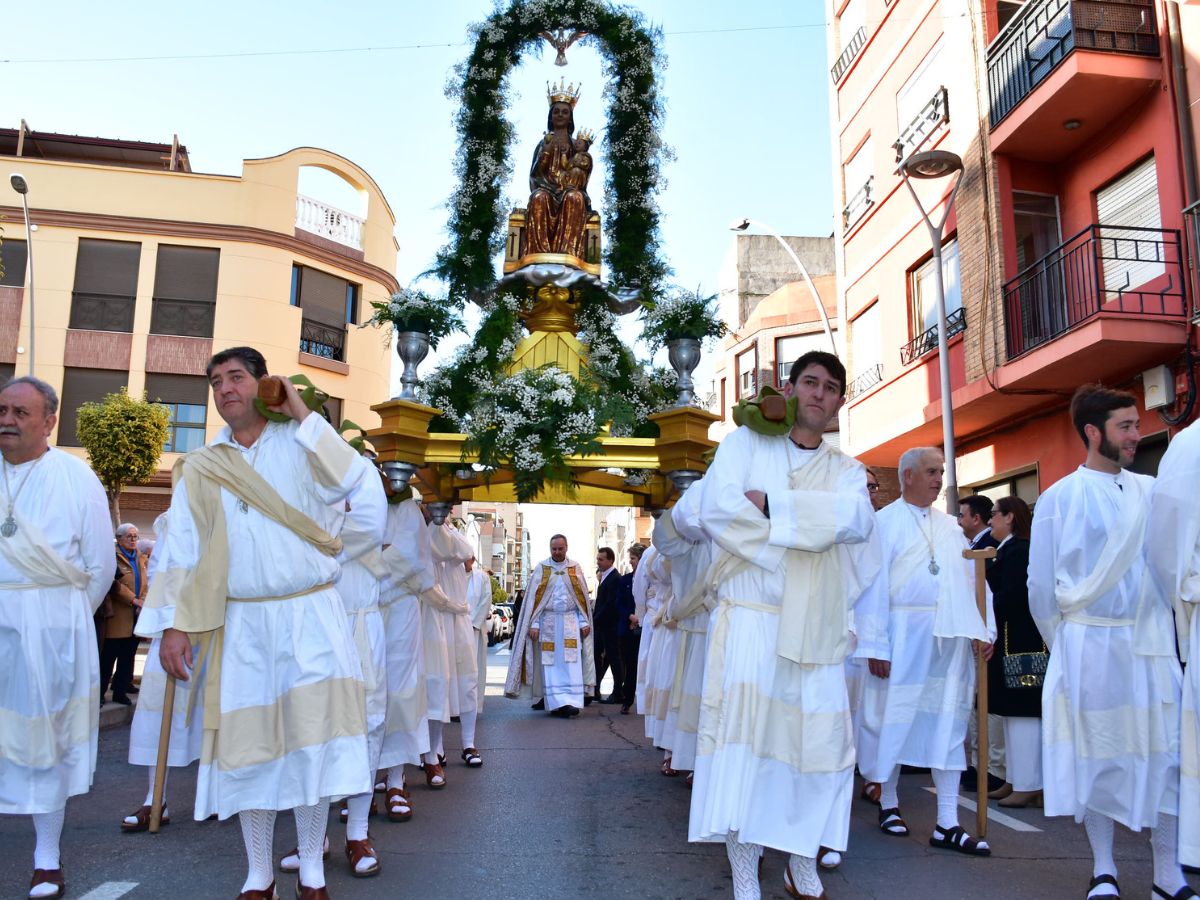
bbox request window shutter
[73,239,140,296]
[153,246,219,301]
[0,239,28,288]
[1096,157,1163,294]
[298,266,350,328]
[145,373,209,405]
[58,367,129,447]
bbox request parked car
[488,604,511,645]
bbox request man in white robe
[0,377,113,900]
[142,347,370,900]
[465,556,492,714]
[858,446,994,858]
[683,351,887,900]
[505,535,595,717]
[1030,385,1189,900]
[633,543,661,717]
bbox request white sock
[386,765,406,791]
[787,855,823,896]
[294,802,327,889]
[238,809,276,893]
[879,766,901,810]
[1084,811,1118,893]
[931,767,961,830]
[725,833,762,900]
[345,792,372,842]
[1152,815,1187,895]
[460,707,478,749]
[425,720,444,765]
[32,808,64,871]
[141,766,168,809]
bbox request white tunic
[634,545,660,716]
[857,499,993,782]
[1030,465,1182,830]
[377,500,430,766]
[429,522,478,717]
[686,426,883,857]
[466,567,492,713]
[137,416,370,820]
[643,551,679,745]
[533,560,590,711]
[0,448,112,814]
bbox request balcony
[843,176,874,231]
[149,297,215,338]
[299,318,346,363]
[295,194,365,251]
[894,87,949,164]
[847,362,883,400]
[900,307,966,365]
[987,0,1160,160]
[1003,224,1186,359]
[68,291,135,332]
[830,27,866,83]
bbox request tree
[490,575,508,605]
[76,388,171,528]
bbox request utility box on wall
[1143,364,1176,410]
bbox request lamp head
[728,218,751,232]
[900,150,963,180]
[9,173,29,195]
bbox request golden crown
[577,127,595,144]
[547,77,582,107]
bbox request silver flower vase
[396,330,431,401]
[667,336,702,407]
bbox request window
[850,302,882,388]
[970,469,1040,507]
[291,264,358,362]
[1096,156,1164,295]
[1013,192,1061,272]
[911,239,962,336]
[838,0,865,52]
[775,332,830,385]
[58,367,129,447]
[0,363,14,385]
[146,373,209,453]
[150,245,219,338]
[843,138,874,228]
[736,347,757,399]
[719,377,727,421]
[323,396,343,429]
[70,239,140,332]
[0,239,28,287]
[894,41,947,162]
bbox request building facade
[828,0,1197,505]
[456,500,528,593]
[1,127,400,529]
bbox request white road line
[78,883,139,900]
[921,786,1043,832]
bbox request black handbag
[1002,623,1048,690]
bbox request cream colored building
[0,126,399,528]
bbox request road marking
[921,787,1042,832]
[79,883,139,900]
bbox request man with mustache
[0,376,113,900]
[1029,384,1190,900]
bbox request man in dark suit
[592,547,623,703]
[615,544,645,714]
[959,494,1000,550]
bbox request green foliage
[76,388,171,521]
[490,576,509,605]
[639,286,728,352]
[364,288,464,350]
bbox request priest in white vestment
[465,557,492,713]
[505,535,595,716]
[377,495,431,820]
[684,352,887,900]
[429,519,482,768]
[1030,385,1189,900]
[141,348,370,899]
[0,377,113,900]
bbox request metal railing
[843,176,875,231]
[847,362,883,399]
[900,307,966,365]
[296,194,365,251]
[987,0,1159,127]
[68,291,136,332]
[149,296,215,338]
[830,27,867,83]
[894,87,950,164]
[299,317,347,362]
[1184,200,1200,319]
[1002,224,1186,359]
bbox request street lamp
[898,150,965,514]
[9,174,35,376]
[729,218,838,356]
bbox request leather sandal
[29,868,65,899]
[783,863,827,900]
[295,884,329,900]
[462,747,483,767]
[386,786,413,822]
[860,781,881,805]
[235,881,276,900]
[660,757,679,777]
[277,838,330,873]
[878,806,908,836]
[345,837,381,878]
[1087,874,1120,899]
[1152,885,1197,900]
[121,804,169,832]
[423,762,446,789]
[929,824,990,856]
[817,846,842,869]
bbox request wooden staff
[149,675,176,833]
[964,546,996,838]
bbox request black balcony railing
[299,318,346,362]
[149,297,216,338]
[1184,200,1200,318]
[68,291,136,332]
[894,87,949,164]
[900,307,966,365]
[843,176,875,231]
[1002,224,1185,360]
[847,362,883,399]
[830,27,867,83]
[987,0,1158,127]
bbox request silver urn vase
[396,330,431,401]
[666,336,702,407]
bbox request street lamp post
[729,218,838,356]
[898,150,965,515]
[9,174,35,376]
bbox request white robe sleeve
[768,463,875,551]
[293,413,366,504]
[696,428,783,572]
[135,476,202,637]
[849,534,890,661]
[1028,491,1063,649]
[338,458,387,564]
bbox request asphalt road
[1,647,1190,899]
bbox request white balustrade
[295,194,365,251]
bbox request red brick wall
[64,330,132,370]
[145,334,213,376]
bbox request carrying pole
[964,546,997,838]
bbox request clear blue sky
[4,0,834,298]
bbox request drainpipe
[1167,1,1199,204]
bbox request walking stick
[963,547,996,838]
[149,675,176,833]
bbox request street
[0,647,1181,900]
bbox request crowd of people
[2,345,1200,900]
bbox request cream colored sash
[0,507,90,591]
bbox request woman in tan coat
[100,523,148,705]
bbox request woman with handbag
[984,496,1044,807]
[101,523,148,705]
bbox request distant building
[455,501,527,593]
